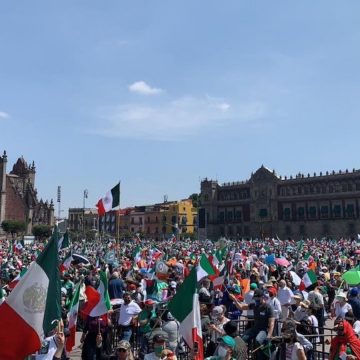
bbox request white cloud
[129,81,163,95]
[92,96,266,141]
[0,111,9,119]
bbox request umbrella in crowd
[342,266,360,285]
[71,253,90,266]
[275,257,290,267]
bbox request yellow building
[161,199,197,238]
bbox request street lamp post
[83,189,88,236]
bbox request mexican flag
[66,283,81,352]
[59,251,73,273]
[82,271,112,317]
[58,232,70,250]
[300,270,317,291]
[0,233,61,360]
[168,268,203,360]
[133,245,142,264]
[96,183,120,216]
[196,254,216,282]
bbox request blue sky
[1,1,360,214]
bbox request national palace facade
[199,166,360,239]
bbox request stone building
[0,151,54,235]
[200,165,360,240]
[68,208,98,233]
[96,200,197,240]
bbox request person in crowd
[138,299,157,359]
[277,279,294,321]
[108,271,127,300]
[206,305,229,357]
[244,282,257,325]
[144,334,167,360]
[204,335,237,360]
[111,340,135,360]
[199,278,212,304]
[348,288,360,320]
[331,292,353,320]
[230,288,275,354]
[223,321,248,360]
[161,310,180,354]
[266,288,281,335]
[307,285,325,333]
[329,318,360,360]
[280,321,307,360]
[118,292,142,341]
[81,315,112,360]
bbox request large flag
[196,254,216,282]
[81,271,111,317]
[300,270,317,291]
[66,283,81,352]
[96,183,120,216]
[168,268,204,360]
[0,233,61,360]
[58,232,70,250]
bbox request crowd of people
[2,235,360,359]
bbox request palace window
[235,210,242,221]
[218,212,225,223]
[320,206,329,218]
[283,208,291,221]
[309,206,317,219]
[346,204,355,218]
[333,205,341,218]
[298,207,305,220]
[226,211,233,221]
[259,208,268,218]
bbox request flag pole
[116,181,121,260]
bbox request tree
[1,220,26,239]
[188,193,199,208]
[32,224,52,240]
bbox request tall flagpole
[116,181,121,259]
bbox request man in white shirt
[266,288,282,335]
[244,283,257,321]
[277,279,293,321]
[118,292,142,341]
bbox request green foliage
[32,224,52,240]
[1,220,26,238]
[188,193,199,208]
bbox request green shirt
[138,308,156,333]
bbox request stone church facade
[0,151,54,235]
[200,166,360,240]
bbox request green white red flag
[196,254,216,282]
[0,233,61,360]
[96,183,120,216]
[81,271,112,317]
[300,270,317,290]
[66,282,81,352]
[168,267,204,360]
